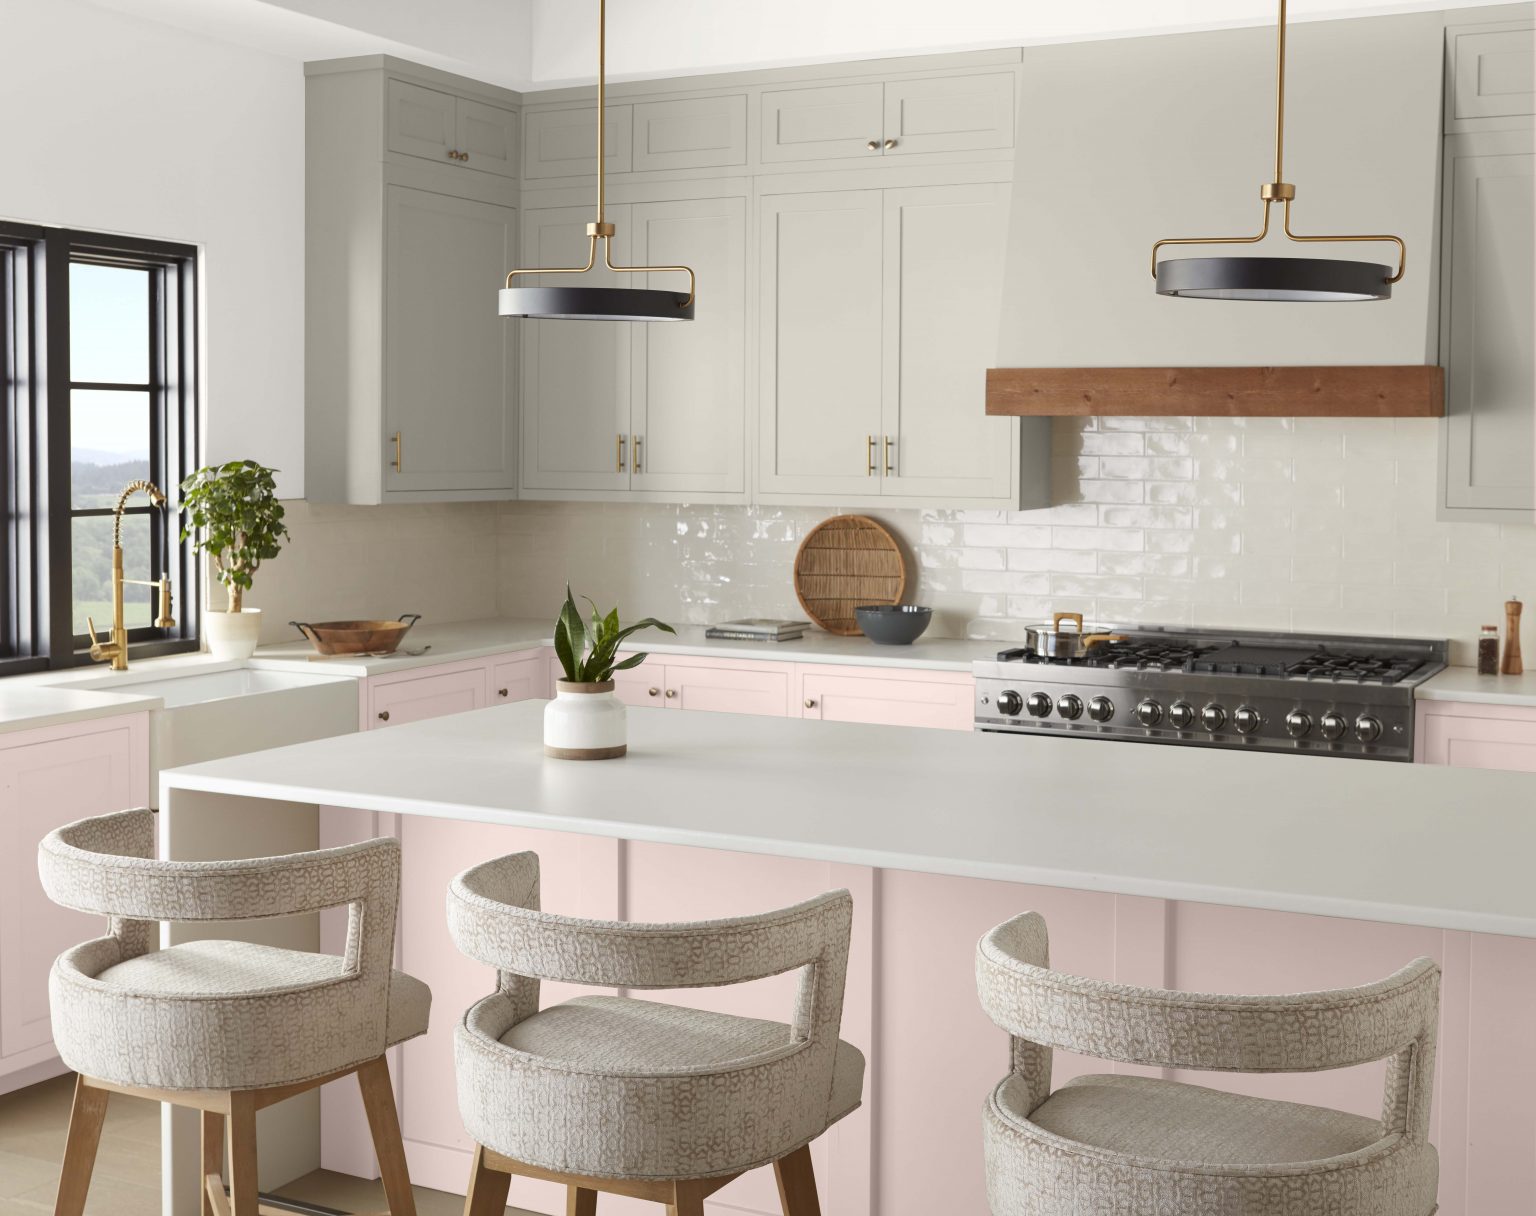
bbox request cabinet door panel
[369,666,488,727]
[456,97,519,179]
[1449,23,1535,125]
[611,662,665,708]
[523,104,632,179]
[1441,131,1535,517]
[631,195,747,495]
[882,183,1015,500]
[883,72,1015,155]
[0,721,144,1065]
[383,187,516,493]
[1418,705,1536,771]
[632,95,747,172]
[761,83,884,163]
[800,668,974,731]
[759,191,885,495]
[490,652,550,704]
[386,79,457,164]
[519,205,633,492]
[671,663,791,717]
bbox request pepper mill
[1503,595,1524,675]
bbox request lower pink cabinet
[319,809,1535,1216]
[0,714,148,1093]
[612,654,794,716]
[1417,698,1536,771]
[365,649,549,729]
[798,664,974,731]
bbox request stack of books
[705,618,810,643]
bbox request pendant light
[499,0,695,321]
[1151,0,1405,301]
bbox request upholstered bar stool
[975,912,1440,1216]
[445,852,864,1216]
[37,808,431,1216]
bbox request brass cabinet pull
[632,434,642,472]
[497,688,509,698]
[377,710,390,722]
[392,431,402,472]
[665,689,676,699]
[648,687,660,697]
[866,435,877,476]
[616,433,626,472]
[884,138,897,150]
[804,698,817,709]
[884,435,895,476]
[866,139,880,151]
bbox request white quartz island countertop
[162,700,1536,939]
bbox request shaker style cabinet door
[758,190,885,496]
[523,104,633,180]
[386,79,459,164]
[1440,130,1535,519]
[519,204,634,493]
[881,72,1015,156]
[760,83,884,163]
[632,95,748,173]
[491,652,552,703]
[383,186,517,494]
[368,665,489,728]
[629,195,748,496]
[881,182,1017,501]
[455,97,520,178]
[799,667,975,731]
[1447,21,1535,128]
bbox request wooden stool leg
[773,1146,822,1216]
[566,1184,598,1216]
[667,1180,708,1216]
[464,1144,512,1216]
[226,1092,259,1216]
[53,1076,110,1216]
[357,1056,418,1216]
[201,1110,227,1216]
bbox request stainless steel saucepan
[1024,612,1126,661]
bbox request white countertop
[250,617,996,676]
[0,684,161,735]
[1416,666,1536,708]
[161,700,1536,939]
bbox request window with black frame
[0,223,199,673]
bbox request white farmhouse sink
[62,667,360,806]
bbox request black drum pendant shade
[497,0,696,322]
[1151,0,1405,302]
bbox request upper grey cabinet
[1446,19,1535,131]
[632,96,749,172]
[386,78,518,177]
[761,71,1015,163]
[1438,129,1535,520]
[524,105,633,179]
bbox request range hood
[988,13,1446,419]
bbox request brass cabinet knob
[665,689,676,699]
[648,687,660,697]
[497,688,509,698]
[804,698,816,709]
[460,152,469,162]
[448,149,459,160]
[866,139,880,151]
[884,138,897,149]
[377,710,390,722]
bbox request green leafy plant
[553,586,675,684]
[178,460,289,614]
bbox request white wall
[0,0,308,496]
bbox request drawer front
[524,104,633,179]
[1449,23,1535,125]
[491,652,550,704]
[760,82,884,163]
[632,95,748,172]
[883,72,1015,155]
[799,668,975,731]
[387,79,458,164]
[369,667,487,727]
[1419,704,1536,771]
[456,97,520,178]
[670,663,792,717]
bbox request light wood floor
[0,1073,539,1216]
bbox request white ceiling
[86,0,1508,90]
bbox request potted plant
[179,460,289,661]
[546,587,674,759]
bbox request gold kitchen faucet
[86,480,176,671]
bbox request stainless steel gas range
[973,626,1448,762]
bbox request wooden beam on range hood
[985,366,1444,418]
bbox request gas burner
[1282,652,1426,685]
[1095,641,1217,671]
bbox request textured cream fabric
[447,851,864,1181]
[39,809,429,1092]
[975,911,1440,1216]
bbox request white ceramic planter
[204,608,263,661]
[544,680,627,760]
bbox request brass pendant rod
[596,0,606,226]
[1273,0,1287,185]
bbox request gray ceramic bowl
[855,604,933,645]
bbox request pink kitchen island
[158,700,1536,1216]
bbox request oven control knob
[1087,696,1115,722]
[1285,710,1312,738]
[1233,706,1262,734]
[1319,711,1348,741]
[1026,692,1054,718]
[1134,699,1163,727]
[1200,704,1227,732]
[1168,701,1195,729]
[1056,694,1084,721]
[995,690,1023,717]
[1354,714,1382,744]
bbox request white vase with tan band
[544,680,627,760]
